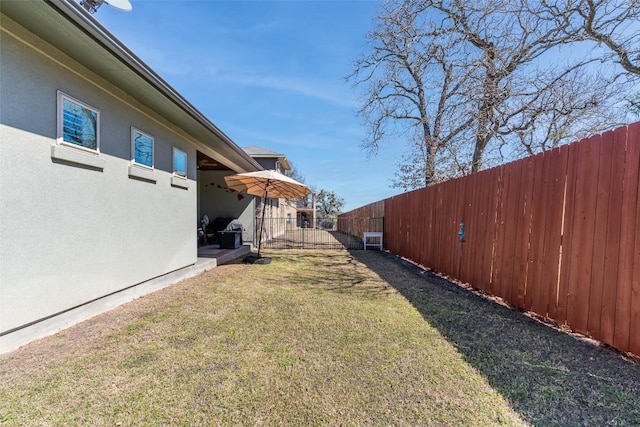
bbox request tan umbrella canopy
[224,170,311,199]
[224,170,312,261]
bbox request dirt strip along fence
[339,123,640,358]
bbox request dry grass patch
[0,250,526,426]
[351,250,640,427]
[2,249,639,425]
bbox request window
[57,91,99,152]
[131,128,154,168]
[173,147,187,177]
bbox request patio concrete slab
[197,244,252,265]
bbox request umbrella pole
[257,183,269,258]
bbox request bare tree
[348,0,475,187]
[497,64,625,157]
[545,0,640,125]
[488,0,639,156]
[628,93,640,117]
[550,0,640,76]
[391,130,472,190]
[352,0,635,190]
[428,0,600,171]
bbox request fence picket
[489,166,505,296]
[588,131,615,339]
[479,169,493,290]
[631,196,640,356]
[472,172,483,286]
[566,135,601,334]
[502,161,522,303]
[615,123,640,352]
[514,157,536,309]
[541,146,569,320]
[462,174,475,284]
[630,123,640,356]
[600,127,627,345]
[557,142,579,325]
[526,151,548,313]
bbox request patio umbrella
[224,170,312,261]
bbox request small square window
[173,147,187,177]
[57,91,99,152]
[131,128,154,168]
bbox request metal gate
[255,217,383,250]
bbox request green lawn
[1,250,638,426]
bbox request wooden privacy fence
[337,201,384,240]
[339,123,640,358]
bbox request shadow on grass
[350,250,640,427]
[270,250,395,298]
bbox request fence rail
[339,123,640,358]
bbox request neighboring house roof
[243,146,292,170]
[0,0,262,173]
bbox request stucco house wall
[0,2,262,353]
[0,16,198,336]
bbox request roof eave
[2,0,262,172]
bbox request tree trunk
[423,122,437,186]
[424,144,436,186]
[471,139,485,174]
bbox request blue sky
[94,0,402,211]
